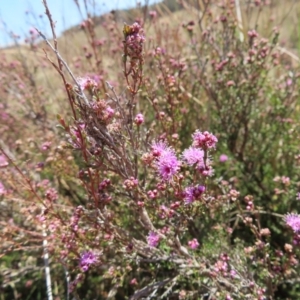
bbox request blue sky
[0,0,161,47]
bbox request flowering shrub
[1,0,300,299]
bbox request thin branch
[129,278,171,300]
[43,223,53,300]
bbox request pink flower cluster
[124,22,145,59]
[77,76,98,91]
[192,130,218,149]
[151,131,217,182]
[188,238,199,249]
[134,113,144,125]
[45,188,58,202]
[151,141,180,182]
[182,146,213,176]
[147,231,160,247]
[184,185,206,204]
[123,177,138,190]
[79,251,98,272]
[284,213,300,233]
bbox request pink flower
[40,141,51,152]
[182,146,213,176]
[286,78,293,86]
[219,154,228,162]
[87,73,103,84]
[248,30,258,38]
[182,147,204,166]
[98,179,111,191]
[155,148,180,181]
[124,22,145,58]
[230,270,237,279]
[192,130,218,149]
[159,205,175,219]
[45,188,58,202]
[284,213,300,233]
[130,278,138,285]
[149,10,157,18]
[184,187,195,204]
[105,106,114,118]
[134,113,144,125]
[197,162,214,177]
[77,77,97,90]
[29,28,38,36]
[188,238,199,249]
[123,177,138,190]
[79,251,98,272]
[151,140,168,157]
[147,231,160,247]
[226,80,235,87]
[184,185,205,204]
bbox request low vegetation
[1,0,300,299]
